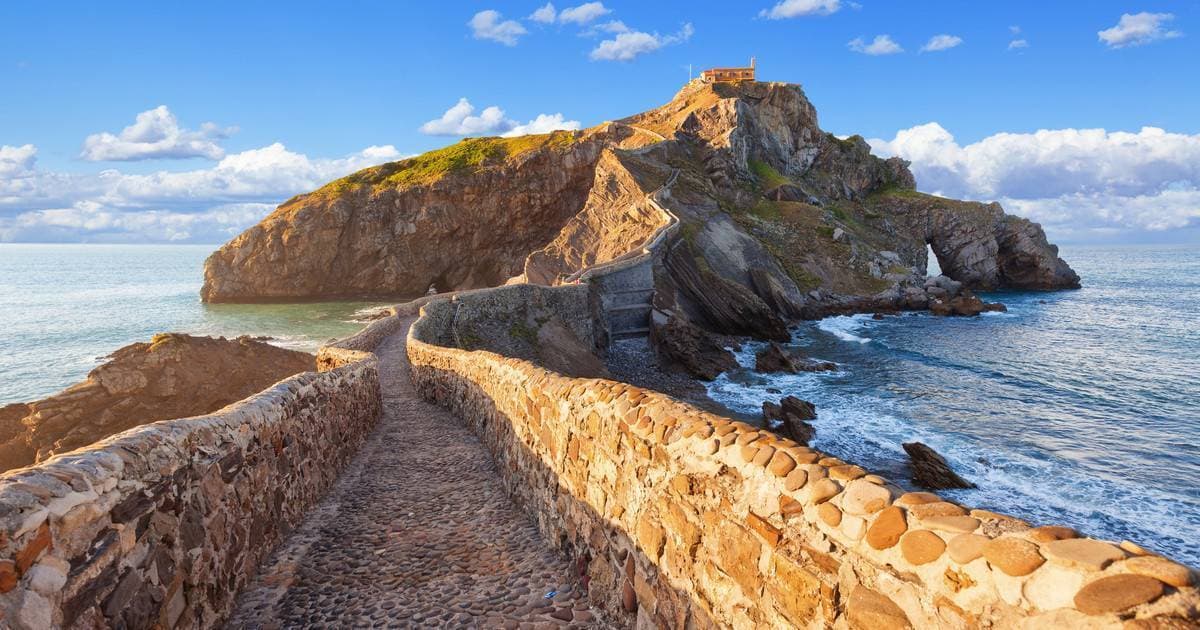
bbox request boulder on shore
[763,395,818,445]
[754,343,837,374]
[902,441,975,490]
[649,311,737,381]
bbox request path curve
[228,318,605,629]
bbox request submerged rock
[902,441,975,490]
[930,292,1006,317]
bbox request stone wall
[407,298,1199,629]
[0,316,402,629]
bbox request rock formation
[0,334,314,471]
[203,79,1079,340]
[763,396,818,445]
[754,342,837,374]
[903,441,976,490]
[648,310,737,380]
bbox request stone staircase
[605,287,656,340]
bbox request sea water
[0,244,390,404]
[706,244,1200,565]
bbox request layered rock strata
[0,334,313,473]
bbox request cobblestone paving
[228,319,606,629]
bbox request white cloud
[1098,12,1181,49]
[868,123,1200,237]
[584,20,630,36]
[502,113,582,137]
[759,0,840,19]
[0,143,404,243]
[848,35,903,55]
[921,34,962,52]
[1008,39,1029,50]
[559,2,610,25]
[528,3,557,23]
[1009,25,1021,35]
[0,144,37,178]
[419,98,511,135]
[590,23,694,61]
[419,98,580,137]
[469,10,527,46]
[80,106,235,161]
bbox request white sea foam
[816,314,873,343]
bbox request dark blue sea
[706,244,1200,566]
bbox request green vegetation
[748,159,790,189]
[309,132,579,201]
[508,320,540,345]
[867,185,926,201]
[747,199,782,221]
[825,132,864,152]
[679,220,703,245]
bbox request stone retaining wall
[0,316,403,629]
[407,297,1199,628]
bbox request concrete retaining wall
[0,315,404,629]
[407,297,1199,628]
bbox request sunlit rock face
[202,80,1078,315]
[0,334,313,471]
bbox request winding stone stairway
[227,318,604,629]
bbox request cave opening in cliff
[925,242,944,277]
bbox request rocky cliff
[202,80,1078,332]
[0,334,314,471]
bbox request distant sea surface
[707,243,1200,566]
[0,244,389,404]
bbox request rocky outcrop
[930,292,1007,317]
[754,342,837,374]
[763,396,818,445]
[0,334,314,472]
[662,239,790,341]
[201,128,646,302]
[649,310,737,380]
[205,79,1078,341]
[903,441,976,490]
[522,150,671,285]
[921,198,1081,291]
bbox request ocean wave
[817,314,872,343]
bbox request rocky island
[2,78,1193,630]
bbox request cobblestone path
[228,319,604,629]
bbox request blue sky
[1,1,1197,243]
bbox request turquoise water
[707,244,1200,566]
[0,244,388,404]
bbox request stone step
[606,288,655,307]
[612,327,651,339]
[607,303,653,313]
[608,307,651,332]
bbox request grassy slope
[285,131,581,208]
